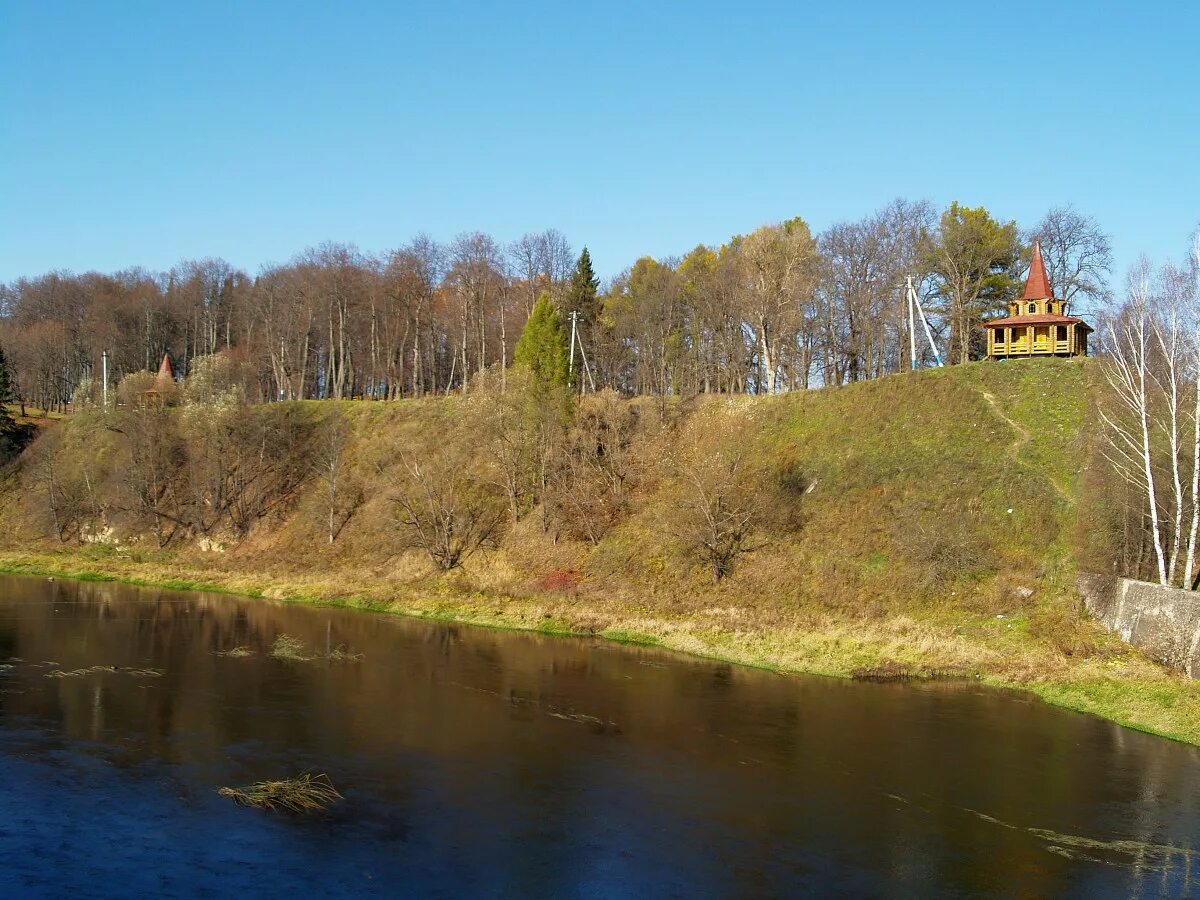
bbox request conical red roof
[1022,241,1054,300]
[155,353,174,389]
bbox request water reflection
[0,574,1198,898]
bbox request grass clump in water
[325,644,364,662]
[44,665,117,678]
[270,634,363,663]
[43,665,162,678]
[218,773,342,813]
[214,646,254,658]
[270,634,309,660]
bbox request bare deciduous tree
[546,392,650,544]
[673,449,765,581]
[1028,205,1113,313]
[317,407,362,544]
[391,453,505,570]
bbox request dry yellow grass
[218,773,342,813]
[4,360,1199,744]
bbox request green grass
[1023,677,1200,746]
[599,629,663,646]
[0,557,258,598]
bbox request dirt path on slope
[981,391,1076,505]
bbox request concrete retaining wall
[1077,574,1200,677]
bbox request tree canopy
[927,203,1020,364]
[0,201,1117,404]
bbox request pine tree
[513,293,570,390]
[0,342,26,462]
[927,203,1020,364]
[0,342,14,427]
[565,247,600,325]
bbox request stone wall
[1077,574,1200,677]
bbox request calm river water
[0,573,1198,898]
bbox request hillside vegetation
[4,358,1200,744]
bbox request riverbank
[4,546,1200,747]
[5,359,1198,744]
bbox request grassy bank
[3,359,1199,745]
[2,545,1199,745]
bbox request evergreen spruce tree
[0,342,26,462]
[565,247,600,325]
[0,343,14,425]
[513,293,570,391]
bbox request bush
[1029,599,1102,658]
[889,497,995,587]
[392,450,507,571]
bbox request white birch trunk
[758,324,775,394]
[1185,357,1200,588]
[1103,306,1168,586]
[1187,237,1200,587]
[1139,331,1169,586]
[1154,312,1184,584]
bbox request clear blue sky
[2,0,1197,285]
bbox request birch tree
[1178,236,1200,586]
[1101,263,1168,585]
[1152,296,1184,584]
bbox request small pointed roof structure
[154,352,175,391]
[1022,241,1054,301]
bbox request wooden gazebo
[983,242,1092,359]
[139,352,176,405]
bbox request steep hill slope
[3,359,1200,743]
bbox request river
[0,573,1197,898]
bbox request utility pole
[568,310,578,385]
[906,278,917,371]
[567,310,596,394]
[906,277,943,368]
[578,331,596,395]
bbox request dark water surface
[0,574,1198,898]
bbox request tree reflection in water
[0,573,1198,899]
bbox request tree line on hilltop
[5,202,1199,593]
[0,201,1113,412]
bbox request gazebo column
[1027,325,1034,356]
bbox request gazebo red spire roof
[155,352,175,389]
[1022,241,1054,301]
